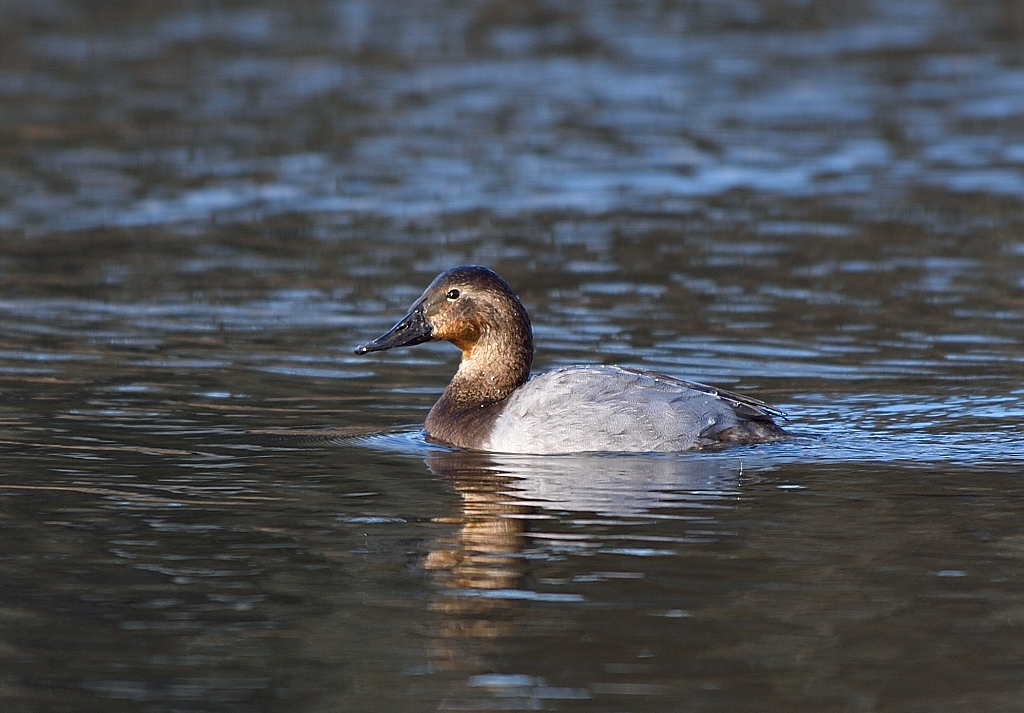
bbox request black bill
[354,301,433,354]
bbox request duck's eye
[446,289,461,301]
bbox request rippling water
[2,1,1024,711]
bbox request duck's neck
[449,328,533,404]
[425,324,533,448]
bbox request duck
[355,266,788,454]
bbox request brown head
[355,266,534,405]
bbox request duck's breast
[482,365,749,454]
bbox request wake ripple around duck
[249,426,435,455]
[262,385,1024,470]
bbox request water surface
[2,1,1024,711]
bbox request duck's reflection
[420,451,744,673]
[421,450,743,638]
[422,451,532,595]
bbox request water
[2,0,1024,710]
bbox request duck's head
[355,266,533,364]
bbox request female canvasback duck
[355,266,788,454]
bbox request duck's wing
[613,366,786,421]
[488,365,787,453]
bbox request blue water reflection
[3,3,1024,234]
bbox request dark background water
[2,1,1024,711]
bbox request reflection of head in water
[419,450,531,663]
[422,450,530,594]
